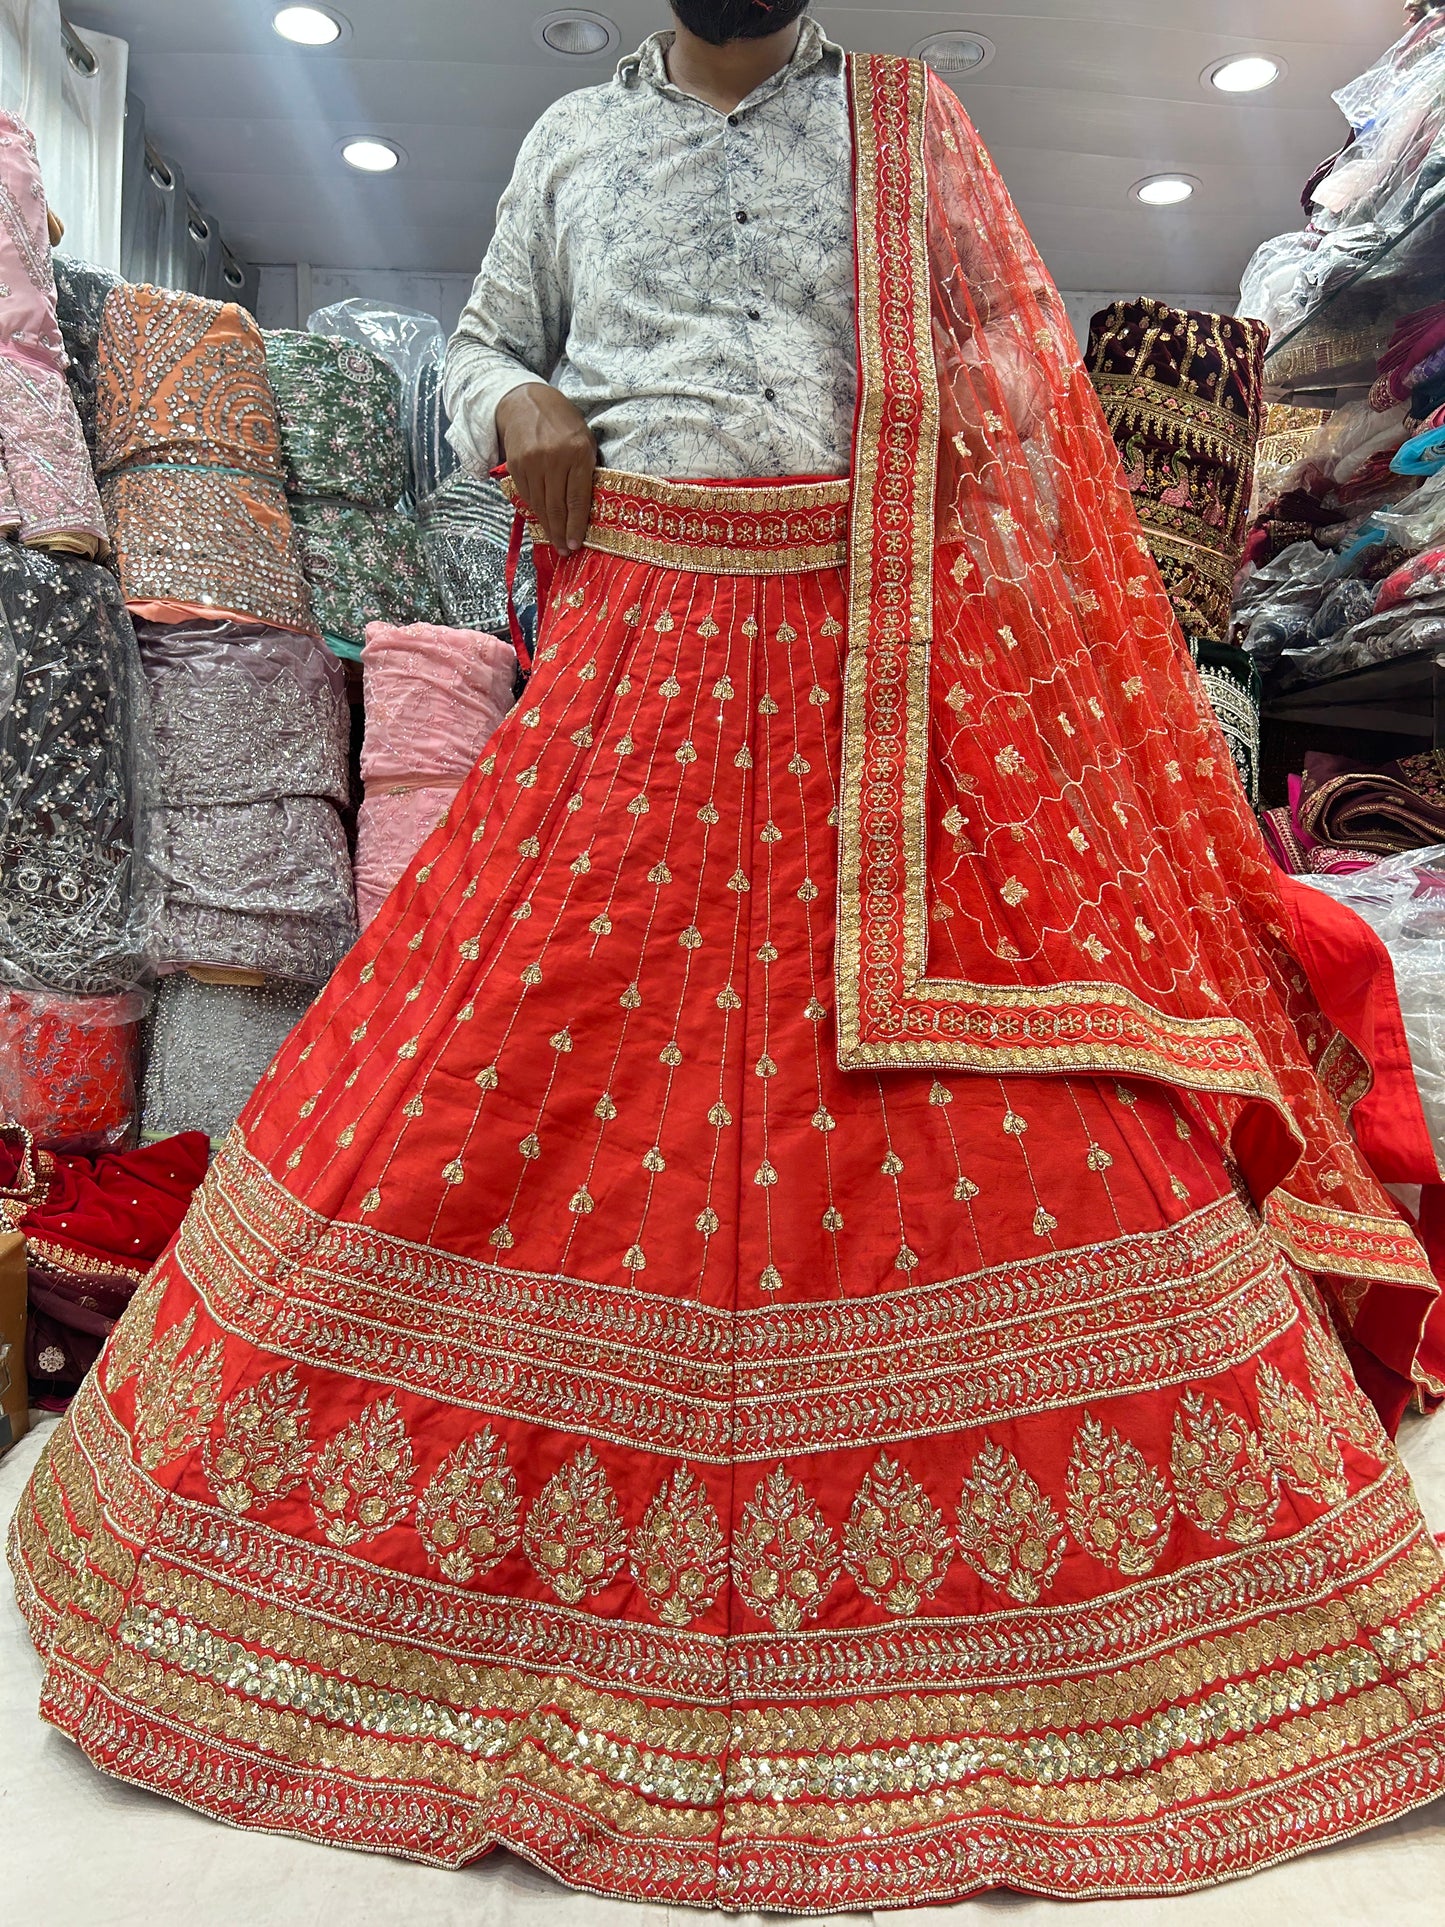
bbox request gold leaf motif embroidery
[759,821,782,844]
[708,1101,733,1127]
[698,616,720,639]
[595,1093,618,1120]
[1256,1361,1350,1506]
[589,914,613,936]
[727,869,751,893]
[1032,1207,1058,1236]
[734,747,754,770]
[805,998,827,1021]
[661,677,683,700]
[844,1454,952,1617]
[696,1206,720,1234]
[674,739,696,762]
[712,676,734,700]
[309,1396,414,1549]
[402,1096,424,1119]
[1171,1391,1278,1545]
[1066,1414,1175,1576]
[679,926,703,949]
[520,963,543,986]
[518,1135,541,1161]
[754,1160,779,1187]
[631,1467,726,1627]
[360,1188,381,1214]
[775,622,797,644]
[204,1368,312,1516]
[1000,878,1028,907]
[415,1427,520,1583]
[735,1467,840,1631]
[623,1244,647,1272]
[758,693,780,716]
[523,1445,627,1605]
[755,1054,778,1078]
[549,1028,573,1053]
[489,1223,513,1249]
[820,615,843,636]
[517,835,541,857]
[895,1245,919,1271]
[741,617,759,638]
[787,754,810,775]
[475,1065,499,1090]
[956,1439,1066,1604]
[954,1175,980,1201]
[134,1308,225,1472]
[759,1264,784,1294]
[881,1149,904,1174]
[1086,1143,1114,1172]
[659,1042,683,1067]
[1300,1316,1387,1460]
[929,1081,954,1107]
[568,1187,595,1215]
[717,987,742,1010]
[1002,1112,1028,1137]
[698,803,721,825]
[103,1271,167,1394]
[822,1206,844,1231]
[797,880,819,902]
[442,1160,465,1185]
[642,1146,666,1173]
[648,862,673,884]
[812,1108,837,1132]
[619,982,642,1009]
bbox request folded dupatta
[839,58,1441,1401]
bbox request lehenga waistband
[502,468,852,576]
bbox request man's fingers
[539,459,571,553]
[564,448,596,554]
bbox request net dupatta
[836,55,1443,1408]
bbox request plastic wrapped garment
[418,468,536,635]
[0,547,155,995]
[135,621,356,982]
[305,298,448,503]
[1305,846,1445,1167]
[1276,595,1445,685]
[1231,540,1341,668]
[0,1126,209,1407]
[0,987,145,1152]
[289,498,441,652]
[0,112,107,555]
[263,330,406,507]
[140,972,315,1144]
[1251,404,1331,517]
[51,255,120,462]
[1315,15,1445,233]
[355,620,516,925]
[96,283,316,632]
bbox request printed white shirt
[443,19,857,481]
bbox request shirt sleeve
[443,112,571,475]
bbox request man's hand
[496,383,597,554]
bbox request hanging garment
[355,621,515,926]
[96,283,315,631]
[0,110,106,554]
[51,253,118,462]
[136,620,356,982]
[140,973,316,1145]
[418,469,536,635]
[1086,300,1268,643]
[0,986,145,1152]
[12,56,1445,1912]
[1189,637,1263,806]
[0,545,152,996]
[0,1125,208,1406]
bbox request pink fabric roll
[357,622,515,927]
[0,113,107,555]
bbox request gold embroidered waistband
[502,468,852,576]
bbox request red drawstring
[504,508,535,674]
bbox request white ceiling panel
[68,0,1405,295]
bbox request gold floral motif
[1066,1415,1174,1576]
[843,1454,952,1617]
[1256,1361,1349,1506]
[133,1309,225,1473]
[734,1466,840,1632]
[955,1439,1066,1603]
[1170,1391,1278,1545]
[1299,1315,1387,1461]
[203,1368,312,1515]
[415,1427,520,1584]
[630,1467,727,1627]
[102,1271,167,1394]
[523,1445,627,1605]
[309,1397,415,1549]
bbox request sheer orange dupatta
[837,55,1443,1420]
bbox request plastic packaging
[0,986,146,1152]
[1305,845,1445,1164]
[306,299,449,506]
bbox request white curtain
[0,2,128,271]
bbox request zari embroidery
[309,1397,416,1548]
[203,1368,312,1516]
[415,1427,522,1584]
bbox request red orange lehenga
[12,53,1445,1913]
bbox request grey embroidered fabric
[0,545,155,995]
[419,470,534,635]
[141,972,316,1143]
[137,621,356,981]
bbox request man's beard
[669,1,810,46]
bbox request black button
[763,386,776,401]
[747,307,761,321]
[727,113,739,126]
[735,209,749,223]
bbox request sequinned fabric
[418,470,536,634]
[96,284,315,631]
[137,621,356,983]
[0,546,153,995]
[0,114,107,556]
[356,621,516,926]
[52,255,121,463]
[140,974,316,1144]
[0,988,144,1152]
[1191,637,1263,806]
[263,331,406,507]
[289,499,441,650]
[1086,300,1268,641]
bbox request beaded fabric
[418,469,537,636]
[289,499,441,651]
[140,974,316,1145]
[51,254,120,463]
[95,283,315,632]
[0,546,154,996]
[263,330,407,508]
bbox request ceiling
[69,0,1404,296]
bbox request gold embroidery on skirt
[1257,1361,1350,1506]
[309,1396,416,1548]
[1170,1391,1278,1545]
[734,1466,840,1632]
[523,1445,628,1605]
[415,1427,522,1584]
[954,1439,1066,1603]
[843,1453,953,1617]
[133,1307,224,1473]
[1066,1415,1175,1577]
[630,1467,727,1628]
[203,1367,312,1516]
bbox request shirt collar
[617,15,840,111]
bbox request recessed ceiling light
[273,6,343,45]
[341,137,401,173]
[1209,54,1282,95]
[534,11,619,58]
[1134,174,1196,207]
[910,31,996,78]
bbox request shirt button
[735,209,749,223]
[727,114,739,126]
[764,387,776,401]
[747,308,761,321]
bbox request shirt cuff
[442,347,544,477]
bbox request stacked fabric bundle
[264,328,440,656]
[1086,300,1269,801]
[96,282,315,630]
[140,974,316,1145]
[0,1124,208,1408]
[355,621,516,927]
[0,113,107,559]
[138,620,355,983]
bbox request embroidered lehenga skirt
[12,469,1445,1909]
